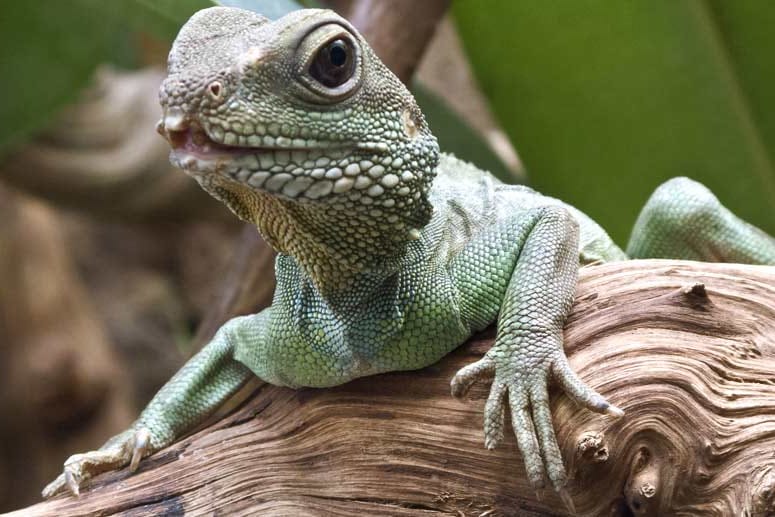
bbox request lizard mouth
[164,129,244,175]
[157,117,357,175]
[162,123,314,160]
[157,116,366,199]
[156,113,395,200]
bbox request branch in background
[190,226,276,348]
[20,261,775,516]
[344,0,451,84]
[0,187,134,510]
[0,67,229,222]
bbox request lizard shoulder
[428,153,626,264]
[425,153,539,259]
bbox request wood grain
[14,260,775,516]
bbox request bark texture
[15,260,775,517]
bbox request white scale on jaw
[163,111,423,203]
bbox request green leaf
[97,0,300,42]
[0,1,122,156]
[108,0,213,41]
[454,0,775,244]
[0,0,301,157]
[114,0,301,39]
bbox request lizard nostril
[208,81,223,100]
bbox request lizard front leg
[451,206,623,505]
[42,311,270,498]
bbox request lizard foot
[41,427,151,498]
[451,350,623,508]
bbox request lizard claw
[454,346,616,514]
[552,355,624,418]
[40,455,91,498]
[451,357,495,398]
[41,473,67,499]
[65,468,81,497]
[41,428,152,499]
[130,428,151,472]
[558,487,577,516]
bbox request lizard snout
[157,107,198,150]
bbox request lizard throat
[198,172,434,292]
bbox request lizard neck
[257,192,433,293]
[204,173,435,293]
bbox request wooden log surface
[12,259,775,516]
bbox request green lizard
[43,6,775,509]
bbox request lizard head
[158,7,440,250]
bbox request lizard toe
[483,378,507,449]
[129,428,151,472]
[552,355,623,417]
[451,357,495,398]
[42,432,137,498]
[64,467,82,497]
[508,387,546,489]
[41,473,67,499]
[529,380,567,491]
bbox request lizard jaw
[158,117,363,200]
[156,112,410,204]
[156,108,429,207]
[157,115,341,186]
[159,120,323,161]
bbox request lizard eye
[297,23,362,102]
[309,38,356,88]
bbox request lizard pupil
[309,38,355,88]
[329,41,347,66]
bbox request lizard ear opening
[296,23,362,102]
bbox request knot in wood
[576,431,609,464]
[681,282,707,298]
[639,482,656,499]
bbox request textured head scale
[159,7,440,262]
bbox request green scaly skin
[43,7,775,507]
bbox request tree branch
[0,187,134,510]
[18,260,775,516]
[344,0,451,84]
[0,67,229,222]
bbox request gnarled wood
[14,260,775,516]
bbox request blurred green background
[3,0,773,244]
